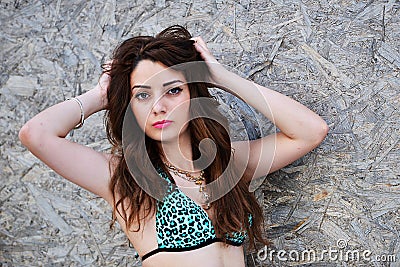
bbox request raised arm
[18,72,114,203]
[193,37,329,181]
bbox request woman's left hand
[192,37,227,84]
[192,37,218,64]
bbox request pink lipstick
[152,120,172,129]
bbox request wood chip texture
[1,0,399,266]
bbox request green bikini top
[141,169,251,261]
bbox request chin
[145,132,177,143]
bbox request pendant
[200,188,211,210]
[195,180,203,186]
[202,203,211,210]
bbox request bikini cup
[140,169,250,261]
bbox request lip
[152,120,173,129]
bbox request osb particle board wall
[1,0,398,266]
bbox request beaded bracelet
[66,97,85,129]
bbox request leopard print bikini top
[141,169,250,261]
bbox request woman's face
[130,60,191,143]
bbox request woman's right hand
[95,61,112,110]
[95,72,111,110]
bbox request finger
[191,36,209,52]
[194,37,208,50]
[102,59,113,71]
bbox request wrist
[207,63,229,85]
[93,84,108,110]
[66,97,85,129]
[76,88,105,118]
[210,67,239,91]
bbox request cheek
[131,104,149,131]
[174,94,191,113]
[181,101,191,118]
[168,102,190,123]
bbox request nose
[152,95,167,115]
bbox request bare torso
[114,183,246,267]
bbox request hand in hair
[192,36,226,85]
[97,61,112,110]
[191,37,218,64]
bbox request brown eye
[168,87,183,95]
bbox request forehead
[130,60,186,87]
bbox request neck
[159,131,196,172]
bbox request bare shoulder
[231,140,255,181]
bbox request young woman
[19,25,328,267]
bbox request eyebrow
[131,80,184,90]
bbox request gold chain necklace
[163,160,211,210]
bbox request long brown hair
[105,25,267,250]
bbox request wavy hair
[104,25,268,250]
